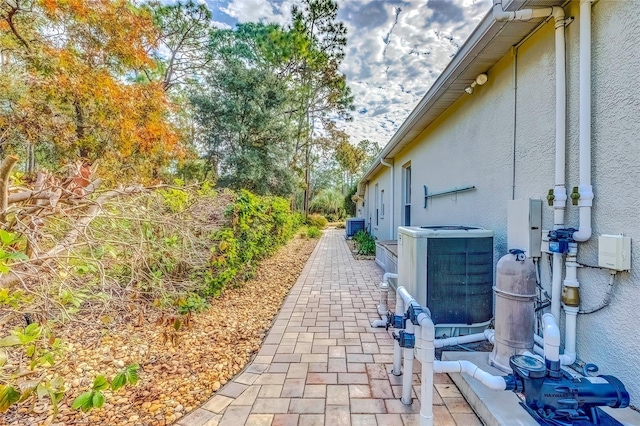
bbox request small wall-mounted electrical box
[598,234,631,271]
[507,199,543,257]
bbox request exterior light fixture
[464,72,489,94]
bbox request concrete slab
[442,351,537,426]
[442,351,640,426]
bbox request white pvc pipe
[417,311,509,426]
[434,361,508,391]
[542,313,560,363]
[494,0,568,324]
[397,286,417,306]
[573,0,594,242]
[434,332,488,349]
[372,273,397,327]
[534,334,544,347]
[533,343,544,357]
[402,320,415,405]
[418,312,435,426]
[562,306,578,365]
[485,329,495,345]
[542,313,576,366]
[392,288,405,376]
[551,253,563,320]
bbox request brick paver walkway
[178,229,481,426]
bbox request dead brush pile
[0,159,310,425]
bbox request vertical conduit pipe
[493,0,567,322]
[573,0,594,242]
[418,312,435,426]
[392,290,404,376]
[402,319,415,405]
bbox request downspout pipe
[380,158,394,240]
[493,1,567,322]
[572,0,594,242]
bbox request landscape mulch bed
[2,236,318,426]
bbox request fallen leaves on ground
[2,236,317,426]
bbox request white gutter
[573,0,594,242]
[380,158,394,240]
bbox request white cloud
[205,0,492,146]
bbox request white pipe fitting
[434,361,508,391]
[372,273,397,328]
[542,313,561,363]
[484,329,495,345]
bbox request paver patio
[178,229,481,426]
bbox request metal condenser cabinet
[397,226,494,330]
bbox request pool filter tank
[490,251,537,372]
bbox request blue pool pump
[507,355,629,424]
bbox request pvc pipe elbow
[542,314,561,362]
[492,3,513,21]
[371,319,387,328]
[383,272,398,283]
[484,329,495,344]
[551,6,565,22]
[560,351,576,366]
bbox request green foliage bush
[306,226,321,239]
[353,230,376,256]
[205,190,303,295]
[306,214,328,229]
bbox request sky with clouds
[205,0,493,147]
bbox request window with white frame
[403,164,411,226]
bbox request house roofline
[357,0,562,197]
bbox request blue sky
[204,0,492,146]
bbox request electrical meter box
[507,199,543,257]
[598,235,631,271]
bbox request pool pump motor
[507,355,630,424]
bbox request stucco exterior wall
[368,1,640,403]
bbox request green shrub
[206,190,303,295]
[335,222,346,229]
[353,230,376,256]
[307,226,321,239]
[306,214,328,229]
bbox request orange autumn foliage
[0,0,184,183]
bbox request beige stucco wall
[368,0,640,403]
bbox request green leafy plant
[0,324,65,415]
[72,364,140,413]
[176,293,207,315]
[306,226,321,239]
[306,214,328,229]
[0,230,28,274]
[353,230,376,256]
